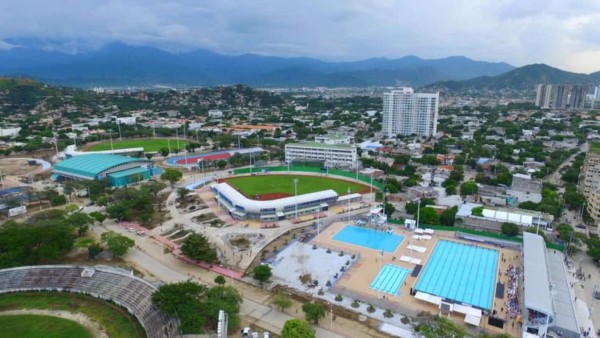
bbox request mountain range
[1,43,599,90]
[0,43,514,88]
[425,64,600,92]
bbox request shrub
[384,309,394,318]
[345,260,350,265]
[326,249,332,254]
[351,254,356,259]
[312,244,317,250]
[318,288,325,296]
[367,304,375,313]
[400,316,410,324]
[351,300,360,308]
[335,294,343,302]
[338,251,344,256]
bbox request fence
[386,221,565,252]
[232,165,385,190]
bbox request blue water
[414,240,499,310]
[370,264,411,295]
[332,225,404,253]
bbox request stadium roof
[546,249,580,335]
[523,232,554,320]
[212,182,338,213]
[54,154,150,179]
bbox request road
[94,223,351,338]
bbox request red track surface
[175,152,231,164]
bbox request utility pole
[294,178,299,219]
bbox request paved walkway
[93,222,379,338]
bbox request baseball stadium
[210,173,370,221]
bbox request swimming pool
[370,264,411,295]
[332,225,404,253]
[414,240,499,310]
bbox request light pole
[370,172,373,203]
[347,187,351,221]
[117,120,122,140]
[293,178,299,219]
[416,199,421,229]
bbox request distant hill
[0,43,514,88]
[424,64,600,92]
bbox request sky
[1,0,600,73]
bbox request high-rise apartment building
[382,88,439,138]
[535,84,589,109]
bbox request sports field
[223,174,370,198]
[0,314,93,338]
[0,292,146,338]
[88,138,189,152]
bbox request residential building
[115,116,137,125]
[535,84,589,109]
[579,143,600,198]
[208,109,224,118]
[285,142,357,168]
[314,135,353,145]
[587,188,600,225]
[382,87,439,138]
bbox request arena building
[211,182,361,221]
[52,154,161,187]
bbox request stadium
[52,154,162,187]
[210,173,369,221]
[0,265,178,338]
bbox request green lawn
[88,138,189,152]
[225,174,369,197]
[0,314,92,338]
[0,292,146,338]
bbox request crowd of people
[506,264,521,316]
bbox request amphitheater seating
[0,265,178,338]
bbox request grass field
[0,292,146,338]
[0,314,93,338]
[224,174,370,197]
[88,138,189,152]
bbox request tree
[501,222,520,236]
[88,242,103,259]
[272,294,292,312]
[100,231,135,256]
[217,160,227,169]
[89,211,106,224]
[460,181,478,196]
[181,233,218,263]
[253,264,273,284]
[161,168,183,186]
[302,302,325,324]
[107,203,132,221]
[419,207,440,225]
[383,202,396,218]
[143,180,167,199]
[439,206,458,226]
[0,217,75,268]
[66,211,95,236]
[159,147,170,157]
[152,280,209,333]
[214,275,226,285]
[177,188,190,200]
[281,319,315,338]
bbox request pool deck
[314,221,522,337]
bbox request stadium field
[0,314,93,338]
[0,292,146,338]
[223,174,370,198]
[87,138,189,152]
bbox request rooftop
[286,141,355,150]
[54,154,150,179]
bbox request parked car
[576,224,586,229]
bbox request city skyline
[1,0,600,73]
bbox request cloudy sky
[1,0,600,73]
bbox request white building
[382,87,439,138]
[314,135,352,145]
[208,109,223,118]
[116,116,137,125]
[0,127,21,137]
[285,142,357,168]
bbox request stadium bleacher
[0,265,178,338]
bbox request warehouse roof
[54,154,150,179]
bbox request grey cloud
[0,0,600,72]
